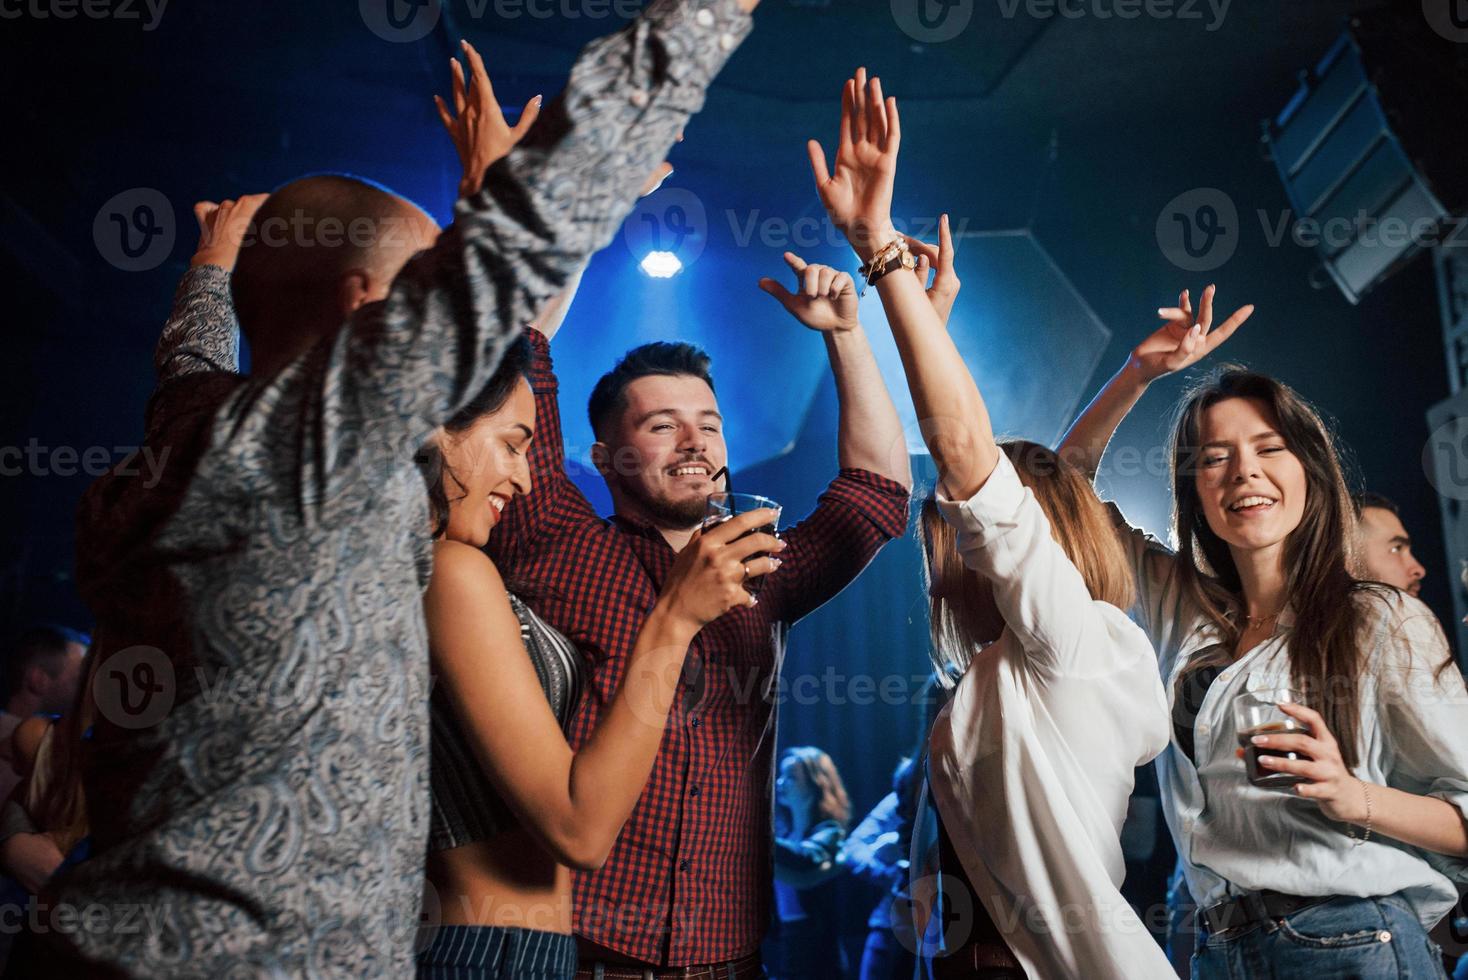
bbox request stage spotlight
[639,250,683,278]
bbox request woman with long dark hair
[412,339,783,979]
[765,746,853,980]
[1061,287,1468,978]
[797,67,1174,978]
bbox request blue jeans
[1192,895,1447,979]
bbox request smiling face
[1357,506,1425,596]
[438,378,535,548]
[1193,396,1309,557]
[596,373,727,530]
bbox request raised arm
[142,196,265,437]
[809,71,989,500]
[1058,285,1254,480]
[758,252,911,488]
[427,511,783,869]
[153,198,264,386]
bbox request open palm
[808,67,900,260]
[1132,284,1254,381]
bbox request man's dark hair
[1352,491,1399,517]
[587,342,716,442]
[3,625,88,704]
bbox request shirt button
[689,785,701,798]
[1182,818,1194,833]
[719,32,737,51]
[689,716,701,729]
[695,7,715,26]
[1197,724,1210,735]
[629,90,649,108]
[678,859,691,872]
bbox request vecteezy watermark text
[0,440,169,486]
[994,0,1230,30]
[0,0,167,30]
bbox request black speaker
[1263,6,1468,304]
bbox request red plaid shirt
[486,329,909,965]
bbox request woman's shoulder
[430,539,505,588]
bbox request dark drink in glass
[1232,688,1312,789]
[1236,719,1311,787]
[703,492,781,597]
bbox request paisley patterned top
[46,2,752,976]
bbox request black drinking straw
[710,466,732,508]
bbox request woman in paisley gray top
[413,301,785,976]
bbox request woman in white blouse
[1061,284,1468,978]
[795,68,1174,979]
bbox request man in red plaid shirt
[487,254,912,977]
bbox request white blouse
[927,454,1174,980]
[1112,503,1468,929]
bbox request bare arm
[758,253,911,488]
[1059,285,1254,479]
[427,512,783,869]
[807,72,988,499]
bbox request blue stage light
[639,250,683,278]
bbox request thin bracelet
[1348,779,1373,846]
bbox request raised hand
[190,194,269,271]
[757,253,860,333]
[435,39,542,199]
[903,213,961,327]
[808,67,901,263]
[1131,284,1254,382]
[657,509,786,629]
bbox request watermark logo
[1425,417,1468,501]
[1424,0,1468,43]
[359,0,441,43]
[622,186,708,269]
[93,645,175,729]
[1156,187,1238,272]
[892,0,973,42]
[93,188,174,272]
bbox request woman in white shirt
[1061,284,1468,978]
[787,67,1175,979]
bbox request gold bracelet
[857,239,906,281]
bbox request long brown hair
[920,440,1136,687]
[25,633,102,855]
[779,746,852,829]
[1168,366,1400,769]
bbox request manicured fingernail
[1252,735,1268,744]
[770,558,783,570]
[532,94,543,105]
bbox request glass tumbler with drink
[1233,688,1312,788]
[703,492,782,597]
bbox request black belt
[575,953,764,980]
[1201,890,1333,937]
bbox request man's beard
[625,478,708,530]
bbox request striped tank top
[428,592,584,852]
